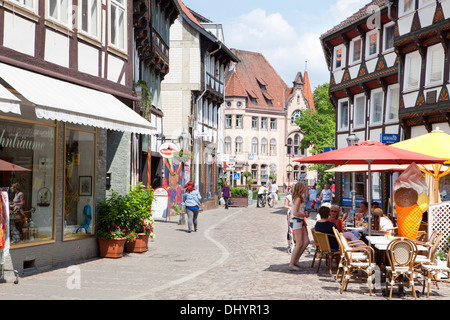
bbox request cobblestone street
[1,201,449,305]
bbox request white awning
[0,81,21,115]
[0,63,156,135]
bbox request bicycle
[267,193,276,208]
[258,192,267,207]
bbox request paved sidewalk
[0,200,449,302]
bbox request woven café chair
[314,231,340,275]
[332,227,368,282]
[414,231,442,267]
[385,238,418,300]
[310,228,321,268]
[421,247,450,297]
[338,232,376,296]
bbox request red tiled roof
[177,0,203,29]
[224,49,289,111]
[225,70,247,97]
[302,71,316,112]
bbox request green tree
[295,83,336,188]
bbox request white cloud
[329,0,371,22]
[225,8,329,89]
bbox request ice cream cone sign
[394,163,429,240]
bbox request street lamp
[347,132,359,218]
[177,130,189,225]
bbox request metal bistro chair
[314,231,340,275]
[385,238,418,300]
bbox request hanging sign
[151,187,170,220]
[158,143,179,159]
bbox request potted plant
[96,191,128,258]
[123,183,154,253]
[229,188,249,207]
[435,250,448,280]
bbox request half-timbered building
[161,0,238,209]
[0,0,174,274]
[320,0,400,209]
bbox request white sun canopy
[0,81,21,115]
[0,63,155,135]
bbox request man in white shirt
[269,182,278,205]
[257,183,268,207]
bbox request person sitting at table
[315,206,339,251]
[329,204,343,232]
[373,207,394,232]
[355,201,368,227]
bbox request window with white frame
[386,84,400,121]
[270,118,276,130]
[261,138,267,155]
[48,0,71,26]
[252,116,258,129]
[426,44,444,86]
[235,136,243,154]
[334,44,346,70]
[261,117,267,130]
[225,137,232,154]
[383,23,395,52]
[370,89,384,125]
[419,0,434,8]
[236,115,242,128]
[350,37,362,64]
[366,29,379,59]
[225,115,232,128]
[400,0,415,15]
[80,0,100,39]
[291,110,301,124]
[109,0,126,51]
[251,137,258,155]
[354,94,366,128]
[270,139,277,156]
[12,0,37,11]
[338,100,349,130]
[294,134,300,156]
[404,51,422,90]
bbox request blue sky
[183,0,370,90]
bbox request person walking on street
[289,182,310,271]
[318,184,332,204]
[181,181,202,233]
[269,181,279,206]
[221,181,231,209]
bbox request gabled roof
[224,49,289,111]
[320,0,388,39]
[302,71,316,112]
[225,70,247,97]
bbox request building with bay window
[0,0,158,275]
[224,49,317,191]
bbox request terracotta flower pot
[125,233,149,253]
[98,237,126,258]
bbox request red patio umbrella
[294,141,446,235]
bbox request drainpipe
[388,0,396,21]
[194,43,223,190]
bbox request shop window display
[64,126,96,238]
[0,118,56,245]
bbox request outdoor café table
[367,236,427,251]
